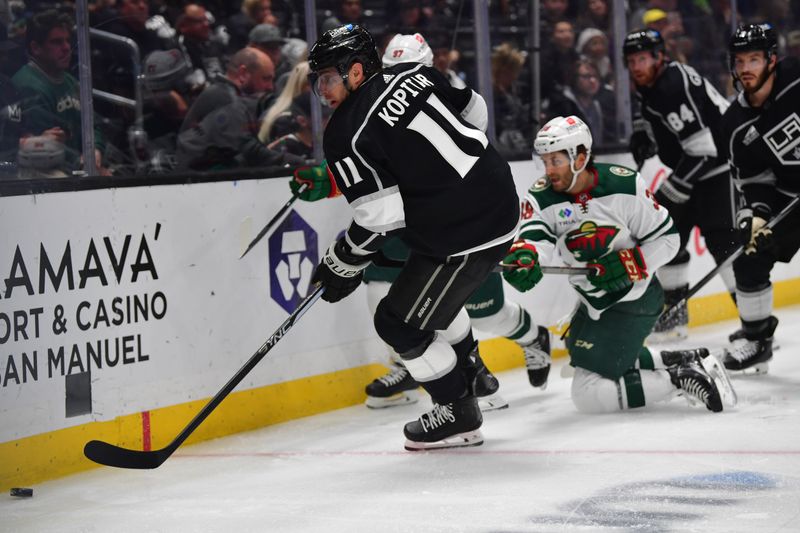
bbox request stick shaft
[84,284,324,469]
[660,195,800,322]
[240,183,307,259]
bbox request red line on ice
[142,411,151,452]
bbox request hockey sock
[622,369,676,409]
[505,305,538,345]
[402,337,467,404]
[736,284,773,334]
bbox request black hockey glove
[736,206,774,256]
[629,124,657,169]
[654,184,690,224]
[312,238,372,303]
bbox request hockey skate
[728,316,779,352]
[365,364,420,409]
[521,326,552,389]
[647,297,688,343]
[723,316,778,374]
[723,338,772,374]
[403,395,483,451]
[665,348,724,412]
[463,344,508,411]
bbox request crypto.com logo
[268,211,318,312]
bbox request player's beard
[741,64,774,95]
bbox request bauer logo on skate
[0,226,166,390]
[764,112,800,165]
[268,210,318,313]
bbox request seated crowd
[0,0,797,178]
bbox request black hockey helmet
[729,23,778,61]
[308,24,381,87]
[729,23,778,89]
[622,29,665,59]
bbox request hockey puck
[10,487,33,497]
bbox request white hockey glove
[736,207,774,256]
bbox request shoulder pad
[530,176,551,192]
[608,165,636,177]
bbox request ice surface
[4,308,800,532]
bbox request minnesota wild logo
[564,221,620,261]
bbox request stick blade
[84,440,169,469]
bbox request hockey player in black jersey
[721,23,800,373]
[306,24,520,450]
[623,29,740,343]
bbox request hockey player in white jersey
[306,25,520,450]
[503,115,736,413]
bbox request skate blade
[478,393,509,412]
[365,390,419,409]
[702,351,738,408]
[726,361,770,375]
[404,430,484,451]
[647,327,688,344]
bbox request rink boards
[2,154,800,489]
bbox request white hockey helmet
[382,33,434,68]
[534,115,593,192]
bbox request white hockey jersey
[520,163,680,319]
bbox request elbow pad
[461,90,488,132]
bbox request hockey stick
[496,264,594,275]
[371,253,592,275]
[239,183,308,259]
[84,284,325,469]
[660,195,800,323]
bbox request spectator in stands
[258,60,309,143]
[181,47,274,132]
[249,23,288,79]
[429,34,465,88]
[541,0,573,37]
[227,0,278,52]
[176,4,225,82]
[92,0,177,101]
[142,49,192,152]
[266,92,325,160]
[576,27,612,84]
[492,42,530,156]
[540,19,579,100]
[13,10,109,175]
[321,0,365,33]
[576,0,610,34]
[544,58,617,147]
[0,24,21,174]
[388,0,432,35]
[176,47,302,170]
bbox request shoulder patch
[609,166,635,177]
[531,176,551,192]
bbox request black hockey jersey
[721,57,800,214]
[635,62,730,192]
[323,62,520,257]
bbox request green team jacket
[12,62,104,166]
